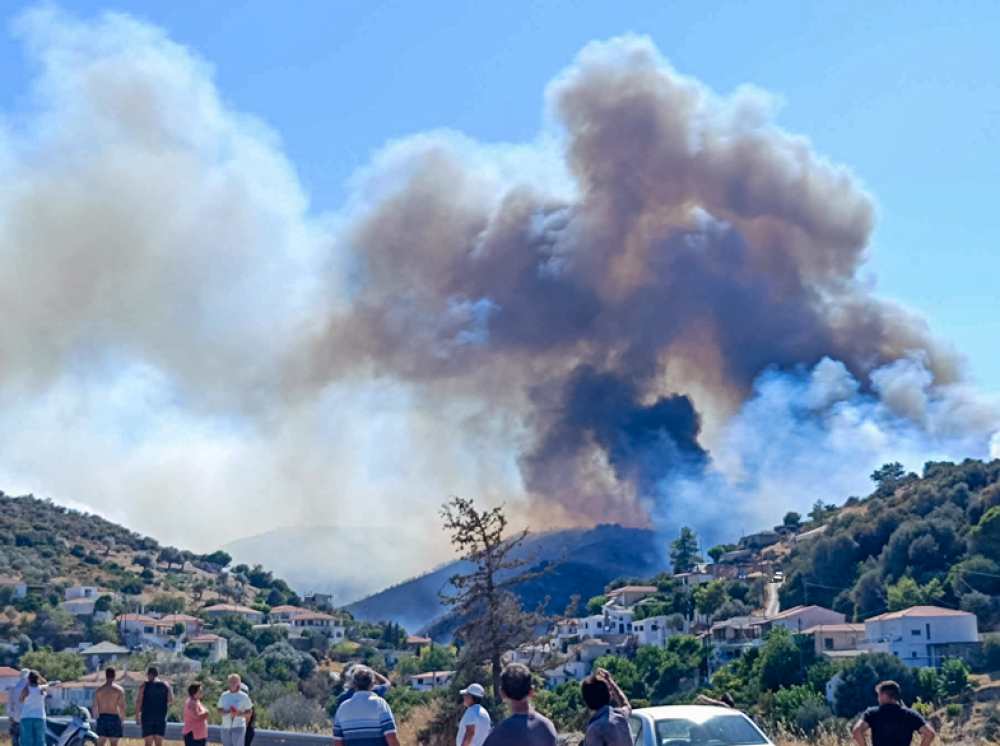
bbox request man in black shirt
[135,666,173,746]
[853,681,935,746]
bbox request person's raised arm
[597,667,631,717]
[696,695,730,708]
[852,719,870,746]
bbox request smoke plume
[0,10,996,566]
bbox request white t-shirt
[217,690,253,729]
[21,686,47,720]
[456,704,491,746]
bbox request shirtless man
[94,668,126,746]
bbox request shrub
[795,699,835,735]
[939,658,971,696]
[268,695,326,730]
[984,637,1000,672]
[912,700,933,717]
[946,703,962,719]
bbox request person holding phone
[218,674,253,746]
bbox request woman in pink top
[183,683,210,746]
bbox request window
[926,624,931,640]
[912,652,918,658]
[911,629,921,636]
[825,638,834,650]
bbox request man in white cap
[457,683,491,746]
[8,669,30,746]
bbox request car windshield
[653,715,768,746]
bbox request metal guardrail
[0,718,331,746]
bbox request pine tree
[669,526,702,573]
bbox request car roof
[633,705,749,721]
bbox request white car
[628,705,774,746]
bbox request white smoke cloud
[0,8,997,596]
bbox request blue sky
[2,0,997,389]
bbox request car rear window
[654,715,768,746]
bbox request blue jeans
[20,718,45,746]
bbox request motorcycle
[45,706,98,746]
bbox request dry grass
[395,699,439,745]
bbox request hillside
[345,524,664,635]
[221,525,433,606]
[779,458,1000,626]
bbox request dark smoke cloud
[314,37,964,524]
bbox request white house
[412,671,454,691]
[0,576,27,599]
[554,619,581,641]
[60,598,112,620]
[289,611,345,640]
[270,605,304,622]
[188,633,229,663]
[0,666,21,692]
[675,571,715,589]
[633,615,689,647]
[864,606,979,667]
[79,642,131,673]
[578,615,608,637]
[760,606,846,634]
[304,592,333,608]
[65,586,101,601]
[202,604,262,623]
[603,605,636,635]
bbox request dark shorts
[141,720,167,738]
[97,715,124,738]
[184,734,206,746]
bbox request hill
[778,458,1000,627]
[345,524,664,635]
[221,525,433,607]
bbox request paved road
[765,581,781,616]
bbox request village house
[187,633,229,663]
[406,636,432,654]
[270,605,304,622]
[116,614,178,651]
[738,531,782,551]
[578,615,608,637]
[603,605,636,635]
[633,615,689,648]
[0,666,21,692]
[803,624,867,657]
[758,605,846,634]
[304,592,333,608]
[79,642,131,672]
[202,604,262,623]
[60,597,113,620]
[0,576,27,599]
[607,586,658,608]
[411,671,454,691]
[864,606,979,668]
[675,570,714,588]
[159,614,205,636]
[64,586,115,602]
[553,619,581,641]
[544,638,631,688]
[289,611,345,640]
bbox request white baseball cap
[461,683,485,697]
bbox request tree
[439,496,549,698]
[93,595,113,613]
[871,462,905,495]
[886,577,944,611]
[20,648,85,681]
[782,513,803,532]
[586,595,608,615]
[969,507,1000,558]
[708,544,737,563]
[419,643,456,673]
[201,551,233,568]
[693,580,729,617]
[669,527,702,573]
[754,627,804,691]
[940,658,971,697]
[148,595,186,614]
[157,547,184,570]
[834,653,916,718]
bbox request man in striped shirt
[334,666,400,746]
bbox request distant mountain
[344,524,665,636]
[221,526,436,607]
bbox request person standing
[8,669,30,746]
[135,666,173,746]
[183,683,210,746]
[581,668,632,746]
[853,681,936,746]
[482,664,558,746]
[333,666,400,746]
[93,667,126,746]
[456,683,491,746]
[17,671,48,746]
[217,674,254,746]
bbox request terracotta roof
[608,586,657,595]
[412,671,454,679]
[0,575,24,585]
[117,614,159,623]
[80,642,130,655]
[802,624,866,634]
[406,636,432,644]
[57,671,146,689]
[203,604,258,614]
[0,666,21,677]
[159,614,201,623]
[291,611,339,621]
[768,605,841,621]
[270,605,303,614]
[866,606,974,621]
[189,634,224,643]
